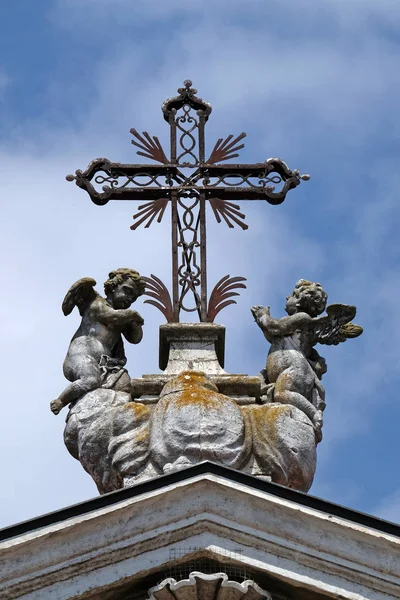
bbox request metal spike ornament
[66,80,309,322]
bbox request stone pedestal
[159,323,226,374]
[131,322,261,405]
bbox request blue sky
[1,0,400,527]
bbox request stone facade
[0,465,399,600]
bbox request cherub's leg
[274,368,323,442]
[311,381,326,411]
[58,357,102,407]
[273,367,318,424]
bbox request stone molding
[131,373,262,402]
[147,571,272,599]
[159,323,226,372]
[1,472,399,599]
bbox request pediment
[0,464,399,600]
[85,557,337,600]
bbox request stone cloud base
[64,369,317,494]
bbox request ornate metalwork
[207,132,246,164]
[67,80,309,322]
[131,198,168,230]
[209,198,248,230]
[142,274,174,323]
[207,275,247,323]
[130,129,169,164]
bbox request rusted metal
[209,198,248,230]
[199,191,207,321]
[130,129,169,164]
[207,132,246,164]
[171,191,179,321]
[130,198,169,230]
[142,275,174,323]
[67,81,309,322]
[207,275,247,323]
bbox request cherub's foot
[313,410,323,443]
[50,398,64,415]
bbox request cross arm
[66,158,179,205]
[202,158,309,205]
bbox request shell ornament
[147,571,271,600]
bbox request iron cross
[67,81,309,323]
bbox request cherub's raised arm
[251,305,312,341]
[122,321,143,345]
[92,298,144,327]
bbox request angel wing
[62,277,98,316]
[313,303,363,346]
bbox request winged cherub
[251,280,363,439]
[50,268,145,415]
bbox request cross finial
[66,81,309,323]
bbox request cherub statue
[251,280,363,440]
[50,268,145,415]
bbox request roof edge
[1,461,399,541]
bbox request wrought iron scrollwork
[67,81,309,322]
[142,275,174,323]
[130,129,168,164]
[130,199,169,230]
[207,275,247,322]
[209,198,248,230]
[207,132,246,164]
[176,194,202,315]
[176,104,199,166]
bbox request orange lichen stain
[124,402,151,421]
[134,428,149,445]
[243,404,289,445]
[274,370,294,394]
[174,388,221,409]
[164,371,228,409]
[176,371,217,388]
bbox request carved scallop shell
[147,571,272,600]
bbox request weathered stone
[109,400,151,482]
[243,403,316,491]
[50,268,145,416]
[56,276,362,495]
[65,389,152,493]
[1,469,399,600]
[159,323,226,374]
[121,371,317,490]
[147,572,272,599]
[150,372,251,474]
[252,279,363,442]
[131,373,261,403]
[64,388,129,493]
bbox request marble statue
[50,269,145,415]
[251,279,363,441]
[50,272,363,494]
[49,269,146,493]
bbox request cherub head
[285,279,327,317]
[104,268,145,309]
